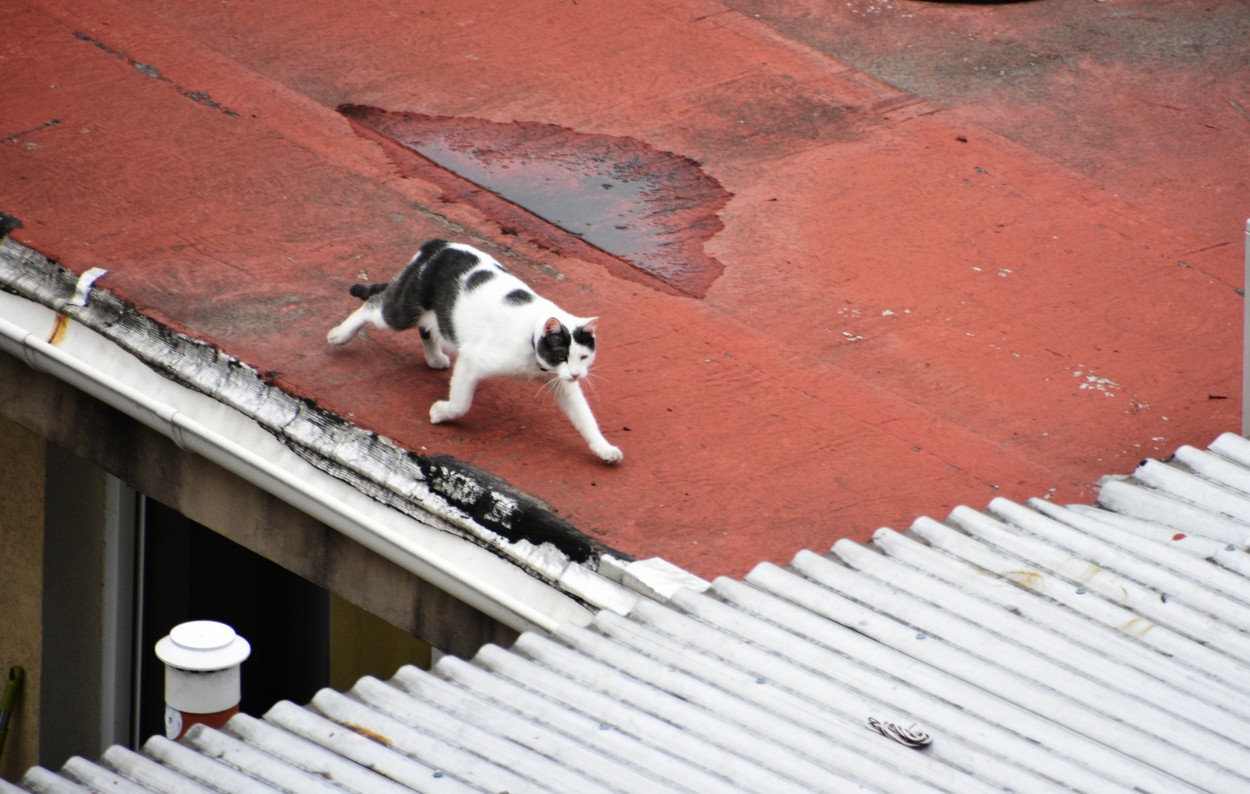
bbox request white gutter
[0,289,602,633]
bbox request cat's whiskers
[532,374,562,405]
[581,362,613,393]
[580,371,603,395]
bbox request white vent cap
[155,620,251,671]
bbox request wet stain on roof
[339,104,729,298]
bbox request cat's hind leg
[418,320,451,370]
[430,359,480,424]
[327,298,386,346]
[555,380,623,464]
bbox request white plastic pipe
[155,621,251,739]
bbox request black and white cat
[327,239,623,464]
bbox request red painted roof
[3,0,1245,578]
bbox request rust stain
[339,104,730,299]
[1119,617,1157,638]
[344,722,392,747]
[1003,570,1043,590]
[1081,565,1104,583]
[47,313,70,345]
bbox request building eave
[0,236,655,631]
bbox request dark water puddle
[339,104,729,298]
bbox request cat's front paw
[429,400,462,424]
[326,325,354,346]
[425,352,451,370]
[594,443,623,464]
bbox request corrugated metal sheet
[12,433,1250,793]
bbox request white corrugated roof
[12,433,1250,793]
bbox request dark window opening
[136,500,330,742]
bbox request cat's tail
[349,282,388,300]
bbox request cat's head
[534,316,598,382]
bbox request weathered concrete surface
[2,0,1245,577]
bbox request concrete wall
[0,417,44,780]
[0,416,135,776]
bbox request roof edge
[0,235,638,622]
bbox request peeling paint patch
[1072,365,1120,397]
[339,105,729,298]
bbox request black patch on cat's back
[379,238,448,330]
[381,239,478,342]
[464,268,496,291]
[504,288,534,305]
[425,248,481,343]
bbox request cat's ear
[543,317,564,337]
[581,317,599,336]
